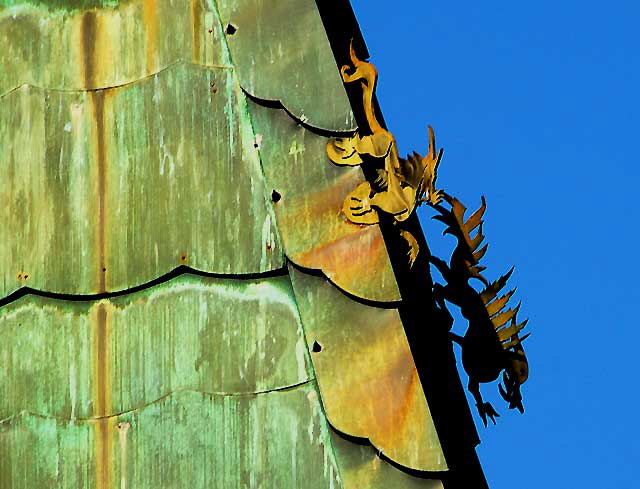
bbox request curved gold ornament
[327,41,443,264]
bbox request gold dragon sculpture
[326,43,530,426]
[327,41,442,265]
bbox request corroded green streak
[0,0,446,487]
[0,274,311,420]
[0,387,345,489]
[0,0,228,94]
[0,64,284,297]
[0,0,120,9]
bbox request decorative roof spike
[485,288,517,317]
[480,267,515,304]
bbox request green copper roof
[0,274,311,420]
[0,64,284,297]
[218,0,356,130]
[248,98,401,302]
[1,386,346,489]
[0,0,447,487]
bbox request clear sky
[351,1,639,487]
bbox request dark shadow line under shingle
[241,87,356,138]
[0,265,289,308]
[287,260,401,310]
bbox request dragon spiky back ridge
[326,42,530,427]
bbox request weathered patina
[0,63,284,298]
[0,0,453,487]
[249,98,401,303]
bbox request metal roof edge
[313,1,490,487]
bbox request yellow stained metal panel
[0,274,310,420]
[0,63,284,298]
[289,266,447,472]
[217,0,356,131]
[0,0,228,95]
[248,99,401,303]
[329,431,444,489]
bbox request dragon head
[499,336,529,413]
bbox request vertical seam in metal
[209,1,347,484]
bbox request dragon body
[430,194,529,426]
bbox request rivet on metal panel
[254,134,263,149]
[271,190,281,203]
[225,23,238,36]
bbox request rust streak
[191,0,203,63]
[81,11,97,88]
[295,226,386,271]
[142,0,159,74]
[83,13,112,489]
[83,7,108,292]
[95,305,109,416]
[92,91,107,292]
[94,304,112,489]
[95,418,113,489]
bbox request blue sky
[351,1,639,487]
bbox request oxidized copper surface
[248,99,401,303]
[290,267,446,472]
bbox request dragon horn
[427,126,436,157]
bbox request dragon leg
[432,283,455,332]
[469,379,500,427]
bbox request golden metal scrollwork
[327,41,443,265]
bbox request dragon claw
[499,372,525,413]
[477,402,500,427]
